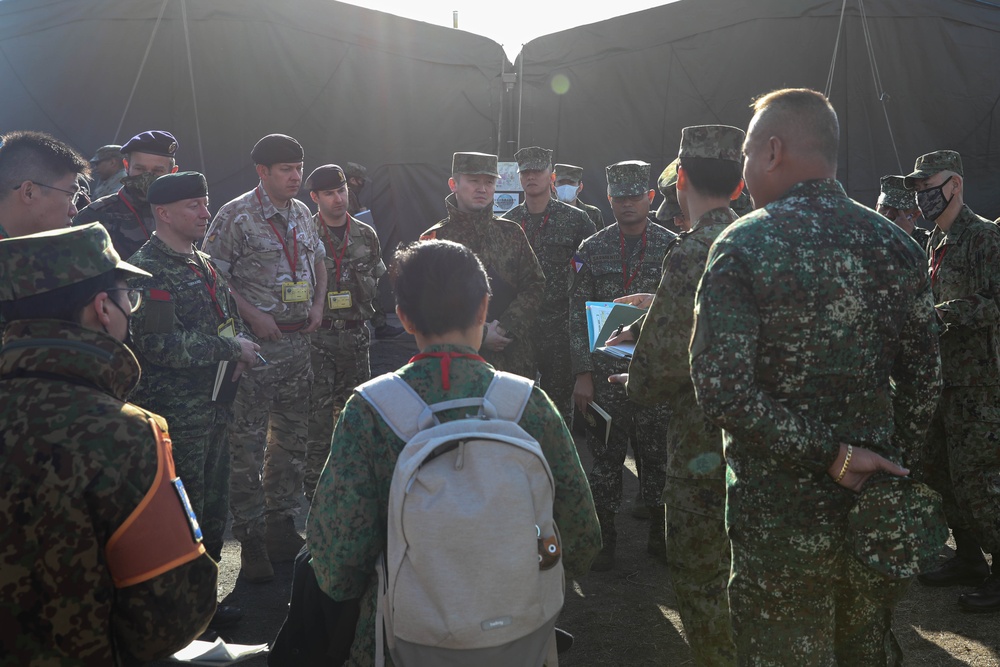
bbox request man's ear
[448,177,458,194]
[676,165,688,192]
[255,164,269,180]
[310,191,320,205]
[647,189,655,204]
[766,136,784,173]
[730,179,745,200]
[123,158,130,172]
[549,172,556,185]
[171,165,179,174]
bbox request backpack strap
[483,371,535,423]
[357,374,431,442]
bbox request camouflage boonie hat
[903,150,963,189]
[554,164,583,183]
[878,175,916,210]
[452,152,499,177]
[847,473,948,581]
[606,160,650,197]
[678,125,745,163]
[514,146,552,172]
[90,144,122,163]
[0,223,150,301]
[655,159,681,219]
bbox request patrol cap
[344,162,368,180]
[452,152,499,177]
[121,131,178,158]
[514,146,552,172]
[878,175,916,210]
[847,473,948,581]
[678,125,745,163]
[90,144,122,163]
[306,164,347,191]
[607,160,650,197]
[554,164,583,183]
[147,171,208,205]
[655,159,681,219]
[251,134,304,166]
[903,150,963,189]
[0,223,150,301]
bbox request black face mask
[104,294,133,347]
[916,175,954,222]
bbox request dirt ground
[157,326,1000,666]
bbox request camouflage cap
[90,144,122,163]
[606,160,650,197]
[847,473,948,581]
[655,159,681,219]
[903,150,963,189]
[678,125,745,163]
[452,152,499,177]
[554,164,583,183]
[0,223,150,301]
[878,175,916,210]
[514,146,552,172]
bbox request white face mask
[555,184,579,203]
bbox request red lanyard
[319,212,351,290]
[409,352,486,390]
[118,192,151,240]
[619,226,648,291]
[256,186,299,281]
[521,211,550,246]
[930,244,949,286]
[187,258,226,321]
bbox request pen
[614,323,625,337]
[255,352,268,366]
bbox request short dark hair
[1,270,121,323]
[679,157,743,199]
[0,131,89,202]
[392,240,491,336]
[751,88,840,167]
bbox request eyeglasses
[13,180,87,206]
[105,288,143,313]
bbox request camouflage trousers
[228,332,312,543]
[305,326,371,501]
[169,414,231,561]
[535,314,574,421]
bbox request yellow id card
[217,318,236,338]
[281,281,310,303]
[327,291,353,310]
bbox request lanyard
[319,212,351,290]
[118,192,152,240]
[930,244,949,286]
[187,256,226,321]
[619,226,648,291]
[409,352,486,390]
[256,186,299,281]
[520,211,550,246]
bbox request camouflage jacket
[307,343,601,667]
[911,225,932,253]
[315,213,387,322]
[127,233,247,428]
[569,220,675,375]
[203,185,325,324]
[689,179,942,523]
[927,204,1000,387]
[504,198,596,320]
[577,200,605,231]
[73,185,155,260]
[0,320,218,666]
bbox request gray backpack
[357,371,564,667]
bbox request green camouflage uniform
[689,178,942,665]
[577,201,605,230]
[128,233,248,560]
[305,213,386,500]
[202,185,325,542]
[504,197,596,418]
[306,344,602,667]
[420,194,545,379]
[74,185,155,260]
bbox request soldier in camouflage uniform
[903,150,1000,611]
[617,126,746,666]
[202,134,327,581]
[74,130,179,259]
[0,223,218,664]
[651,159,686,234]
[554,162,605,230]
[304,165,387,500]
[690,89,942,664]
[877,174,931,251]
[570,160,675,571]
[307,239,600,666]
[504,147,595,418]
[420,152,545,379]
[88,144,127,200]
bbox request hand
[608,373,628,385]
[233,337,261,380]
[605,327,635,347]
[614,293,654,309]
[483,320,513,352]
[247,310,282,342]
[828,443,910,492]
[303,302,325,334]
[573,373,594,414]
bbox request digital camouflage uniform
[690,178,942,665]
[128,232,248,560]
[74,184,156,260]
[306,212,386,500]
[577,201,605,231]
[879,174,932,252]
[203,185,324,542]
[421,193,545,379]
[307,345,602,667]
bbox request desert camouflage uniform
[305,213,386,499]
[420,193,545,379]
[128,233,248,560]
[74,185,155,259]
[307,344,602,667]
[627,206,738,666]
[203,185,324,542]
[690,179,942,665]
[505,197,596,417]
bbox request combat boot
[590,511,617,572]
[266,514,306,563]
[918,527,990,587]
[958,574,1000,613]
[646,505,667,562]
[239,538,274,583]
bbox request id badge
[327,291,353,310]
[217,318,236,338]
[281,281,310,303]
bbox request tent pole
[516,50,524,153]
[181,0,207,175]
[114,0,170,143]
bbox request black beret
[251,134,304,166]
[147,171,208,205]
[121,130,178,158]
[306,164,347,191]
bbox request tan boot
[590,511,617,572]
[266,514,305,563]
[240,538,274,583]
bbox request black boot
[918,527,990,587]
[958,574,1000,613]
[590,511,617,572]
[646,505,667,562]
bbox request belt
[275,320,308,333]
[320,319,364,331]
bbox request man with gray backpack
[307,239,601,666]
